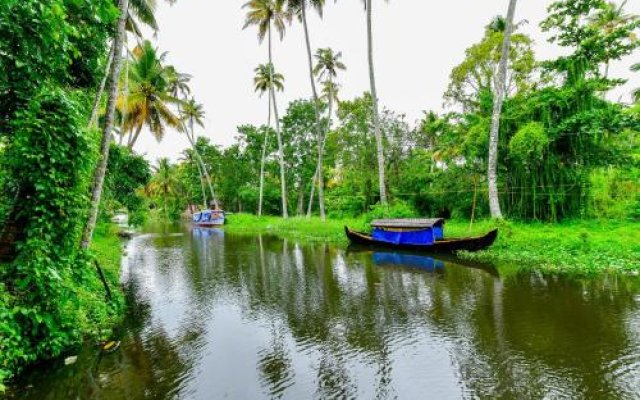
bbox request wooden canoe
[345,226,498,253]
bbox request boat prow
[345,226,498,253]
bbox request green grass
[226,214,640,276]
[91,223,125,287]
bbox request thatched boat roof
[371,218,445,229]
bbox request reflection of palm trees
[36,229,635,399]
[257,323,294,398]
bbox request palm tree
[119,41,181,149]
[487,0,518,219]
[149,158,180,219]
[89,0,160,128]
[307,47,346,218]
[243,0,291,218]
[286,0,328,219]
[306,80,341,217]
[82,0,130,249]
[254,63,285,216]
[363,0,388,206]
[163,65,214,208]
[181,98,218,208]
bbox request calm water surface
[10,224,640,399]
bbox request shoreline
[224,214,640,276]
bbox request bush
[363,200,419,222]
[0,89,123,385]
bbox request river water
[10,225,640,399]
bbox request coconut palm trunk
[307,76,333,218]
[301,3,326,220]
[258,94,272,216]
[270,80,288,218]
[82,0,129,249]
[88,42,115,128]
[268,23,288,218]
[194,155,208,208]
[366,0,387,206]
[187,118,217,208]
[487,0,517,219]
[120,34,130,144]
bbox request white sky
[135,0,640,163]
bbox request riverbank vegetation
[0,0,150,388]
[1,0,639,391]
[225,213,640,275]
[154,0,639,226]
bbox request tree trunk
[306,168,317,218]
[88,42,115,129]
[81,0,129,250]
[297,182,304,216]
[258,88,272,216]
[270,83,288,219]
[187,119,217,208]
[268,23,288,218]
[366,0,387,206]
[120,33,129,144]
[301,4,326,220]
[195,158,208,209]
[487,0,517,219]
[307,80,334,219]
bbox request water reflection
[373,251,445,273]
[10,226,640,399]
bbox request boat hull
[345,227,498,253]
[192,210,225,227]
[193,221,225,227]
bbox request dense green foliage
[0,0,121,388]
[102,144,152,225]
[150,0,639,223]
[1,0,639,391]
[225,214,640,275]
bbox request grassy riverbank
[0,223,124,393]
[225,214,640,275]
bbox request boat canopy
[371,218,444,229]
[371,218,445,245]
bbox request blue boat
[192,209,225,227]
[345,218,497,253]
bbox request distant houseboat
[345,218,497,253]
[192,209,225,227]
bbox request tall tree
[287,0,327,219]
[308,47,346,217]
[254,63,284,216]
[119,41,181,149]
[444,16,535,111]
[82,0,130,249]
[588,0,636,79]
[364,0,388,206]
[181,98,219,208]
[89,0,160,128]
[243,0,291,218]
[487,0,518,219]
[148,158,180,219]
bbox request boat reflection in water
[351,245,499,277]
[373,251,445,273]
[191,226,224,238]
